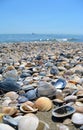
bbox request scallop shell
[0,123,15,130]
[18,113,39,130]
[2,106,17,116]
[5,91,19,100]
[34,97,52,111]
[72,113,83,125]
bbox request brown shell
[2,106,17,116]
[34,97,52,111]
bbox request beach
[0,41,83,130]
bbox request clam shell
[3,115,18,129]
[18,113,39,130]
[74,102,83,113]
[51,78,66,90]
[2,99,12,106]
[34,97,52,111]
[20,104,38,113]
[52,105,75,118]
[36,81,56,98]
[0,123,15,130]
[53,99,64,106]
[5,91,19,100]
[2,106,17,116]
[72,113,83,125]
[64,95,77,102]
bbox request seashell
[22,101,34,107]
[64,95,77,102]
[75,101,83,107]
[52,105,75,118]
[5,91,19,100]
[0,123,15,130]
[2,106,17,116]
[5,66,15,71]
[0,78,21,93]
[53,99,64,106]
[50,66,59,75]
[66,82,77,89]
[20,103,38,113]
[63,118,72,125]
[18,113,49,130]
[0,113,5,122]
[56,123,69,130]
[18,113,39,130]
[2,98,12,106]
[74,102,83,113]
[34,97,52,111]
[22,85,34,91]
[3,115,18,129]
[14,115,23,124]
[17,96,28,103]
[77,98,83,102]
[24,89,37,100]
[71,113,83,125]
[36,81,56,98]
[76,90,83,98]
[55,89,64,100]
[51,78,66,90]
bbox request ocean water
[0,34,83,43]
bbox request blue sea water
[0,34,83,43]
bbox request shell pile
[0,42,83,129]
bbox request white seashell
[56,123,69,130]
[72,113,83,125]
[64,95,77,102]
[0,123,15,130]
[2,99,12,106]
[18,113,39,130]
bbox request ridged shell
[72,113,83,125]
[34,97,52,111]
[0,123,15,130]
[5,91,19,100]
[18,113,39,130]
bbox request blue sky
[0,0,83,34]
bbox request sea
[0,34,83,43]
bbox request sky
[0,0,83,34]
